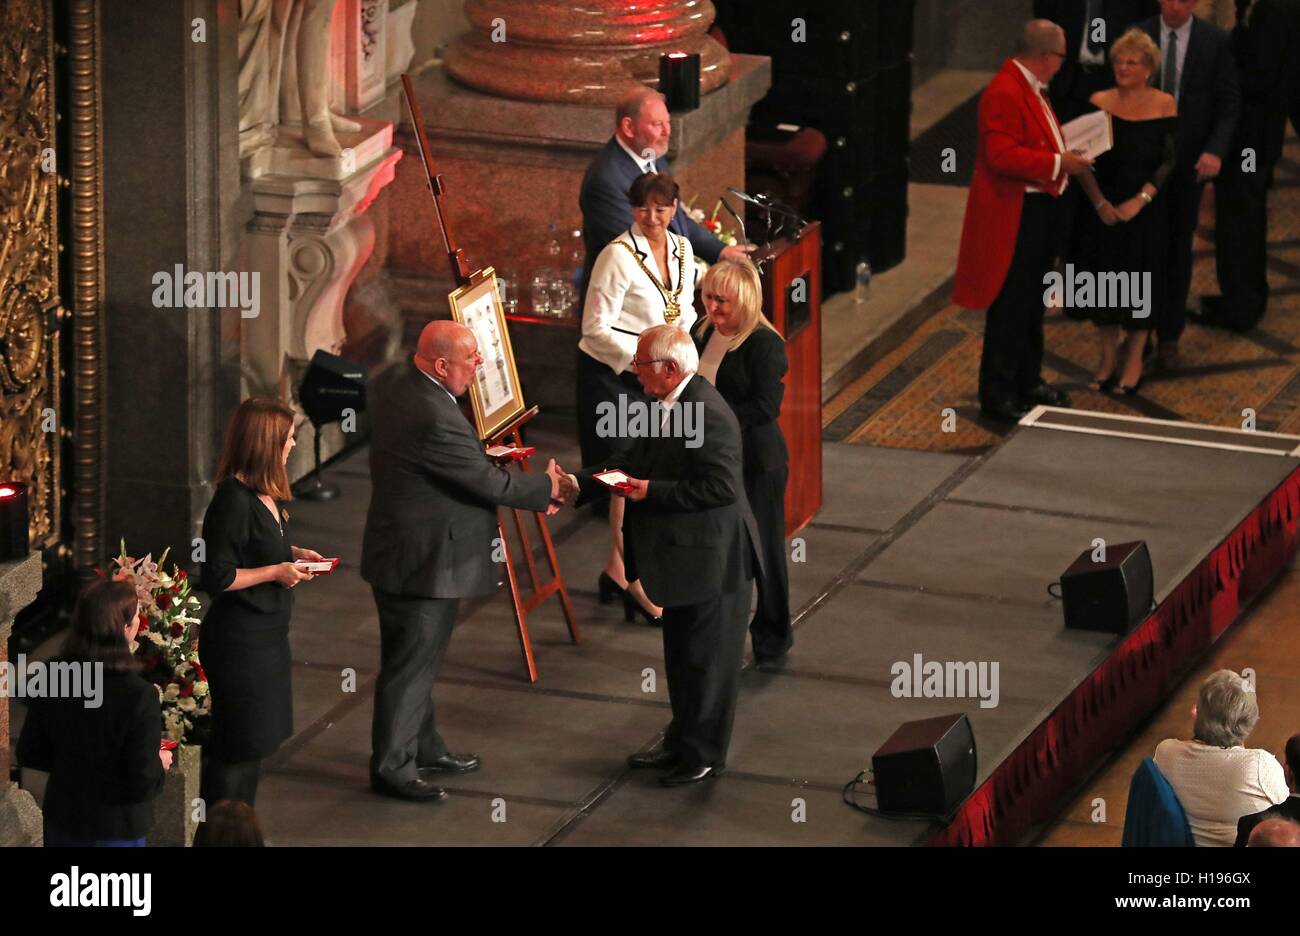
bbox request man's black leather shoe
[981,399,1030,423]
[628,750,678,770]
[370,775,447,801]
[659,764,721,786]
[1025,384,1071,408]
[418,752,481,774]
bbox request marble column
[243,119,401,480]
[445,0,731,105]
[0,554,44,846]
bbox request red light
[0,486,15,499]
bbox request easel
[487,403,580,683]
[402,76,577,682]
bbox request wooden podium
[753,222,823,536]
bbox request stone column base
[0,783,42,846]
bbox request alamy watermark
[0,655,103,709]
[890,653,1000,709]
[151,265,261,319]
[595,394,703,449]
[1043,264,1151,319]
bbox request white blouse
[1154,739,1289,847]
[580,224,698,374]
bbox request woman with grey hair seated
[1154,670,1288,846]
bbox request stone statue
[239,0,363,159]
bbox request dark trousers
[661,583,751,769]
[979,194,1056,409]
[745,464,792,659]
[370,589,457,785]
[1213,157,1275,331]
[576,348,644,468]
[1161,168,1206,343]
[199,750,262,807]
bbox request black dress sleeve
[727,330,788,430]
[200,482,246,595]
[1149,122,1177,192]
[15,698,53,771]
[119,679,166,803]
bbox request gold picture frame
[448,266,527,440]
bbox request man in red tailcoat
[953,20,1095,422]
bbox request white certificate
[1061,110,1113,160]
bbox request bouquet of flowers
[110,540,210,745]
[686,195,740,248]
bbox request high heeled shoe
[623,592,663,626]
[598,572,625,605]
[1116,375,1144,396]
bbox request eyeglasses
[630,357,665,370]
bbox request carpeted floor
[828,135,1300,455]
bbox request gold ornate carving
[0,0,60,548]
[67,0,105,575]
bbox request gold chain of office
[617,236,687,325]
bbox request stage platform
[252,409,1300,846]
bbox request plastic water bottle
[855,260,872,306]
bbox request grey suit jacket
[361,362,552,598]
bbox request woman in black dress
[18,579,170,846]
[692,258,793,669]
[199,398,323,806]
[1074,28,1177,396]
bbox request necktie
[1163,30,1179,100]
[1084,0,1103,54]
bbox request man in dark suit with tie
[1140,0,1240,370]
[1235,734,1300,845]
[361,320,567,800]
[562,325,761,785]
[1197,0,1300,332]
[578,87,753,306]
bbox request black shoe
[753,652,789,673]
[598,572,625,605]
[623,592,663,626]
[628,750,679,770]
[1025,383,1071,408]
[981,399,1030,423]
[1115,376,1144,396]
[370,775,448,801]
[659,764,722,786]
[418,752,480,774]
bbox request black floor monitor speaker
[872,713,976,815]
[1060,540,1154,634]
[299,350,366,425]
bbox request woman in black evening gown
[198,398,323,807]
[1074,28,1178,396]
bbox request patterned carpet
[825,135,1300,454]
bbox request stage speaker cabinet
[872,713,976,815]
[299,350,366,425]
[1060,540,1153,634]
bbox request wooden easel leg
[534,512,579,643]
[497,513,538,683]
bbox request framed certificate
[448,267,527,440]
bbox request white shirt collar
[1011,58,1048,95]
[661,373,693,409]
[415,363,458,403]
[615,135,657,175]
[1162,15,1193,43]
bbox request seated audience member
[1154,669,1288,846]
[1235,732,1300,845]
[193,799,266,847]
[1246,818,1300,847]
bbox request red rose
[170,621,184,638]
[179,683,194,698]
[137,615,149,632]
[176,569,187,580]
[157,594,172,610]
[193,662,206,682]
